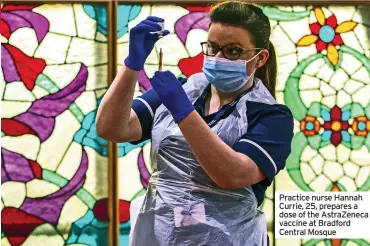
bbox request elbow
[95,117,124,143]
[96,120,112,141]
[96,127,124,143]
[217,182,248,190]
[96,126,133,144]
[213,176,252,190]
[95,116,107,138]
[96,126,109,141]
[212,157,252,189]
[95,109,107,138]
[95,107,129,143]
[215,180,233,189]
[213,176,249,190]
[214,171,265,189]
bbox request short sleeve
[131,77,188,143]
[131,88,162,143]
[232,103,294,184]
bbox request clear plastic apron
[130,73,275,246]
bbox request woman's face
[207,23,269,76]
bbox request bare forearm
[96,65,138,140]
[178,111,263,188]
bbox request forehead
[208,23,254,47]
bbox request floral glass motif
[297,8,358,66]
[1,3,112,246]
[1,3,369,246]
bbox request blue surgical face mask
[202,52,261,92]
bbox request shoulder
[182,72,209,98]
[189,72,207,80]
[184,73,207,87]
[246,101,293,128]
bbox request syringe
[158,23,164,71]
[150,22,165,71]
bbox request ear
[256,49,269,69]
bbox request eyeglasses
[200,42,263,60]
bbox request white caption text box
[275,192,370,239]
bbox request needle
[158,47,163,71]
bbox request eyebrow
[207,40,244,48]
[226,42,244,47]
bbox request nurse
[96,1,293,245]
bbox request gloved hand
[150,71,195,123]
[124,16,169,71]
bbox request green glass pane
[284,54,323,121]
[307,102,321,118]
[351,135,366,150]
[351,239,370,246]
[287,133,307,170]
[338,183,347,192]
[326,183,347,192]
[324,239,332,246]
[352,103,365,117]
[365,135,370,151]
[321,104,331,113]
[366,103,370,119]
[341,103,352,112]
[69,103,84,123]
[359,172,370,191]
[303,239,328,246]
[36,74,59,93]
[289,170,313,191]
[76,189,96,209]
[285,77,307,120]
[42,169,68,187]
[320,141,331,148]
[262,6,311,21]
[342,141,351,149]
[307,135,321,150]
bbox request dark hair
[209,1,277,97]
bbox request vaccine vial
[150,22,165,37]
[158,22,165,38]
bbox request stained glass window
[1,3,110,246]
[274,5,370,246]
[117,4,370,246]
[1,3,369,246]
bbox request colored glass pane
[1,3,110,246]
[1,3,369,246]
[116,4,370,246]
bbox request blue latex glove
[124,16,170,71]
[150,71,195,123]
